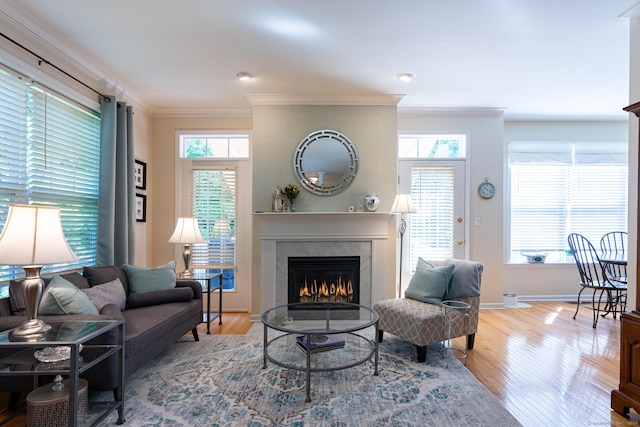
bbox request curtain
[97,95,135,266]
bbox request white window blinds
[509,141,627,263]
[409,166,455,270]
[0,67,100,281]
[191,168,237,267]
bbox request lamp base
[11,319,51,341]
[178,269,193,278]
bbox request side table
[180,270,224,334]
[441,300,470,367]
[0,320,125,427]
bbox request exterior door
[398,160,466,293]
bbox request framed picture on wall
[136,193,147,222]
[134,159,147,190]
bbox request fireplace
[256,212,390,317]
[288,256,360,305]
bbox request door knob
[455,240,464,246]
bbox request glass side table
[441,300,470,367]
[0,320,125,426]
[180,269,225,334]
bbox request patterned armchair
[373,259,483,362]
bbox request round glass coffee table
[262,302,379,402]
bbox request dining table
[599,250,627,284]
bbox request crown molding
[397,107,505,116]
[246,93,404,106]
[150,106,253,117]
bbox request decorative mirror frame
[293,129,359,196]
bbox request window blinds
[509,141,628,261]
[0,68,100,282]
[191,168,237,267]
[409,166,455,271]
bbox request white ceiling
[0,0,638,119]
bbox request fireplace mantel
[256,212,392,313]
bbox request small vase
[288,198,296,212]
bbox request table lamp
[169,217,205,277]
[390,194,417,298]
[0,205,79,338]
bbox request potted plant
[284,184,300,212]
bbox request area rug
[96,324,520,426]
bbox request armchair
[373,258,483,363]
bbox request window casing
[508,141,628,263]
[0,66,100,285]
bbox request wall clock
[478,178,495,199]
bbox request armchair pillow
[404,259,454,305]
[39,275,100,315]
[124,261,177,294]
[82,278,127,311]
[443,258,483,299]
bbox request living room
[1,1,640,426]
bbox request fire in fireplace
[288,256,360,305]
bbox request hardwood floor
[1,303,638,426]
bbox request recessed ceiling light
[236,72,253,81]
[397,72,415,82]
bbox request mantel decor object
[272,186,286,212]
[284,184,300,212]
[364,195,380,212]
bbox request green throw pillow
[124,261,177,294]
[404,261,455,305]
[39,275,100,315]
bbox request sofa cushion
[39,275,100,315]
[82,278,127,311]
[443,258,483,299]
[84,266,131,295]
[124,261,177,294]
[126,287,194,309]
[404,260,454,305]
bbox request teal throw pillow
[124,261,177,294]
[39,275,100,315]
[404,261,455,305]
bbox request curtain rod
[0,31,107,99]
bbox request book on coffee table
[296,334,345,353]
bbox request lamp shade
[168,217,205,244]
[390,194,417,214]
[0,205,78,266]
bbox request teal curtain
[97,95,136,266]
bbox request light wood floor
[1,302,638,426]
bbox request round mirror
[293,130,359,196]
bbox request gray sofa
[0,265,202,399]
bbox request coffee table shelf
[262,302,379,402]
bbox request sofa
[0,263,202,399]
[373,258,483,363]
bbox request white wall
[398,109,505,306]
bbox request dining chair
[567,233,627,328]
[600,231,627,284]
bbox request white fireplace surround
[257,212,390,314]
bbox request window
[179,135,249,158]
[191,168,237,272]
[509,141,628,263]
[0,66,100,284]
[178,133,249,291]
[399,134,466,159]
[409,166,456,269]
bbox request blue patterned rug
[96,324,520,426]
